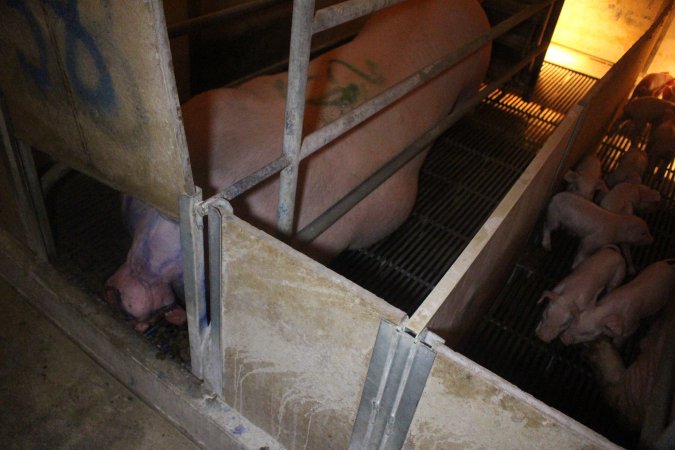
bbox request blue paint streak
[47,0,116,111]
[232,424,247,436]
[8,0,50,90]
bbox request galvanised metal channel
[330,62,597,316]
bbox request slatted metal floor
[460,88,675,447]
[330,62,597,315]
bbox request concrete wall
[552,0,665,63]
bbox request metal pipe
[167,0,286,38]
[276,0,315,237]
[16,141,56,259]
[299,0,556,161]
[312,0,405,33]
[209,0,555,209]
[205,204,227,396]
[222,155,289,201]
[294,44,548,245]
[180,189,207,380]
[40,161,71,195]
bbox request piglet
[646,109,675,179]
[542,191,653,267]
[564,154,608,200]
[604,147,648,188]
[598,182,660,215]
[619,96,675,144]
[560,259,675,345]
[631,72,674,99]
[536,245,626,343]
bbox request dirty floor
[0,277,200,450]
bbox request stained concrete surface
[0,277,200,449]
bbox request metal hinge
[349,319,441,450]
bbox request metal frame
[187,0,563,400]
[349,320,442,449]
[200,0,560,239]
[0,96,54,261]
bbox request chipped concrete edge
[0,229,283,450]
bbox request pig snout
[107,197,186,329]
[105,264,176,325]
[535,292,574,342]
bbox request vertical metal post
[203,203,229,396]
[0,98,53,261]
[16,141,56,258]
[276,0,315,237]
[180,188,207,379]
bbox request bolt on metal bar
[276,0,315,237]
[294,44,548,245]
[167,0,285,38]
[312,0,405,33]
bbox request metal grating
[460,81,675,447]
[330,62,597,316]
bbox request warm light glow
[544,45,581,69]
[544,43,612,78]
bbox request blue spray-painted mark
[232,424,247,436]
[47,0,116,110]
[7,0,116,111]
[7,0,50,90]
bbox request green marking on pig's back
[273,58,385,109]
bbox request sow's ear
[603,314,624,337]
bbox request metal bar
[294,44,548,244]
[204,204,229,396]
[312,0,405,34]
[167,0,286,38]
[0,98,47,259]
[299,0,556,161]
[16,141,56,259]
[179,188,207,379]
[349,320,436,449]
[207,0,554,213]
[40,161,72,195]
[222,156,289,200]
[276,0,315,237]
[224,32,357,88]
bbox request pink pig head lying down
[560,259,675,346]
[105,0,492,331]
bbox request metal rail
[203,0,557,222]
[293,44,549,245]
[167,0,286,38]
[276,0,556,236]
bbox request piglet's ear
[603,315,624,337]
[538,290,558,304]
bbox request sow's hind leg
[105,196,186,331]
